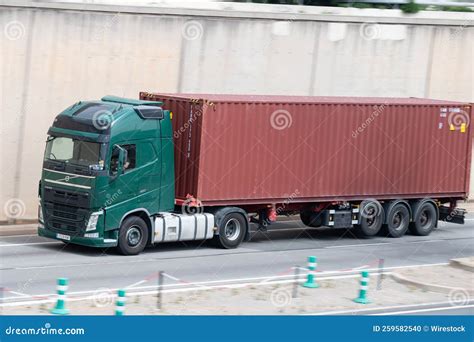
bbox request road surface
[1,215,473,314]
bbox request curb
[450,258,474,273]
[390,272,474,296]
[0,224,38,237]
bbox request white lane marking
[377,304,474,315]
[326,242,390,248]
[310,300,474,315]
[0,242,60,247]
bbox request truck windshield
[44,136,103,169]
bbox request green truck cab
[38,96,179,254]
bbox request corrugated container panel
[140,92,472,205]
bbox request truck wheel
[354,201,383,237]
[117,216,149,255]
[385,204,410,238]
[212,212,246,249]
[410,202,436,236]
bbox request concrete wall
[1,1,473,221]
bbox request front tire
[212,212,246,249]
[117,216,149,255]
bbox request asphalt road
[1,215,473,310]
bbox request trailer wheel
[410,202,437,236]
[212,212,246,249]
[117,216,149,255]
[385,204,410,238]
[354,201,383,237]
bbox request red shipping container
[140,92,472,206]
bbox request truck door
[107,143,138,205]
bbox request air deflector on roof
[134,105,164,120]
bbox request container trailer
[38,93,471,254]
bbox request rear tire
[354,200,384,237]
[410,202,437,236]
[117,216,149,255]
[385,204,410,238]
[212,212,246,249]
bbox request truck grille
[43,186,90,208]
[44,202,88,235]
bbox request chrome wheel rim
[126,226,142,247]
[224,218,241,241]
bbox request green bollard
[115,289,126,316]
[51,278,70,315]
[302,256,319,288]
[354,270,371,304]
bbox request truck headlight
[86,211,103,231]
[38,198,44,223]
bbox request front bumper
[38,226,118,248]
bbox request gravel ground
[397,265,473,289]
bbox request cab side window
[110,144,136,173]
[123,145,136,170]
